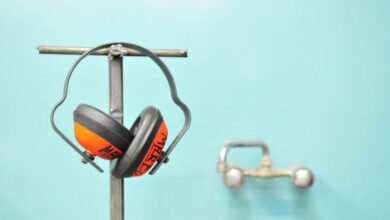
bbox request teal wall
[0,0,389,219]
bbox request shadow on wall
[224,177,362,220]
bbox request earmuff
[111,106,168,178]
[73,104,132,160]
[50,42,191,177]
[73,104,168,177]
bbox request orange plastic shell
[132,121,168,176]
[74,122,123,160]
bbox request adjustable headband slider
[158,151,170,164]
[81,151,95,164]
[109,44,127,59]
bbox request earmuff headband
[50,42,191,174]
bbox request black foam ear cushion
[110,106,163,178]
[74,104,132,153]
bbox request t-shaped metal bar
[37,45,187,57]
[40,44,187,220]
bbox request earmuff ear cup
[74,104,132,159]
[111,106,168,178]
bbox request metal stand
[109,48,125,220]
[38,44,187,220]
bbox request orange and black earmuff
[73,104,132,161]
[111,106,168,178]
[50,42,191,177]
[73,104,169,177]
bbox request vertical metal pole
[109,53,124,220]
